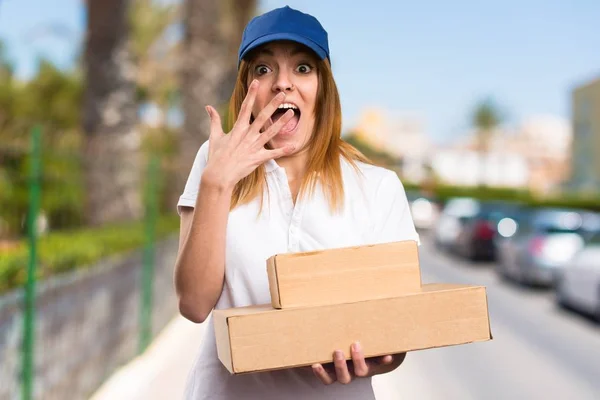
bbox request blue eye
[296,63,312,74]
[255,65,271,75]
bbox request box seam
[275,256,282,308]
[227,316,236,373]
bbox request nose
[272,68,295,93]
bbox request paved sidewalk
[90,315,207,400]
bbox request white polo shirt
[177,140,419,400]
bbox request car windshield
[405,191,421,202]
[533,209,600,236]
[586,233,600,245]
[479,202,521,220]
[443,198,480,217]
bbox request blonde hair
[227,54,372,213]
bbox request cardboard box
[267,240,421,309]
[214,283,492,374]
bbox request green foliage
[410,181,600,212]
[433,184,530,203]
[140,124,180,211]
[0,214,180,295]
[0,60,84,238]
[472,97,503,132]
[130,0,180,106]
[526,193,600,212]
[130,0,178,62]
[470,97,505,159]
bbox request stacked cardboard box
[214,240,492,374]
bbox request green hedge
[526,194,600,212]
[403,181,600,212]
[0,214,180,295]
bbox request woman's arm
[174,173,234,323]
[173,82,295,324]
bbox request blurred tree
[217,0,257,105]
[472,97,503,186]
[82,0,141,226]
[0,41,12,79]
[0,60,83,238]
[130,0,182,213]
[178,0,256,204]
[0,40,17,239]
[130,0,179,109]
[0,41,15,135]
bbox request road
[93,233,600,400]
[373,233,600,399]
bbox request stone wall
[0,236,180,400]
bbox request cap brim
[239,32,328,67]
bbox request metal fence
[0,125,175,399]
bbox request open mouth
[270,103,301,134]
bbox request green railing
[13,125,164,399]
[22,125,42,400]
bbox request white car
[433,197,480,250]
[555,234,600,320]
[406,194,440,230]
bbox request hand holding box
[214,241,492,374]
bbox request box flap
[213,312,234,374]
[419,283,483,292]
[266,256,281,308]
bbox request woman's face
[247,41,319,154]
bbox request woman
[174,6,420,399]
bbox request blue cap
[238,6,330,68]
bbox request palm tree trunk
[178,0,225,199]
[174,0,256,207]
[82,0,142,226]
[216,0,257,105]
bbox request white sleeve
[177,140,210,215]
[370,170,420,246]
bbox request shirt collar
[265,159,279,173]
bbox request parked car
[453,201,521,261]
[495,207,600,287]
[433,197,480,251]
[405,190,440,230]
[555,234,600,321]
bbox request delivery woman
[173,5,420,399]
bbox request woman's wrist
[201,168,236,195]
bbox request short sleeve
[177,140,210,215]
[371,171,420,246]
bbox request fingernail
[352,341,361,352]
[205,106,211,116]
[251,79,258,88]
[278,92,286,99]
[334,350,344,360]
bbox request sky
[0,0,599,144]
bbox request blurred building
[568,76,600,194]
[431,115,572,193]
[514,115,572,194]
[353,108,432,183]
[431,128,530,188]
